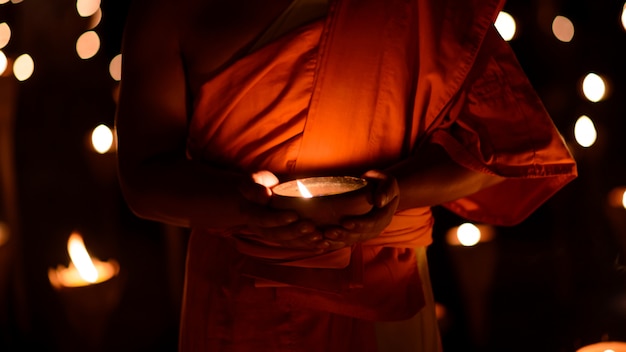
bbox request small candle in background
[48,232,119,289]
[577,341,626,352]
[48,231,124,352]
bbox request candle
[577,342,626,352]
[48,232,119,289]
[48,232,123,351]
[271,176,373,225]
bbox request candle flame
[67,232,99,283]
[296,180,313,198]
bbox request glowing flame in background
[67,232,98,283]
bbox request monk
[115,0,577,350]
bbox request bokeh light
[87,8,102,29]
[622,2,626,31]
[109,54,122,81]
[91,124,114,154]
[0,22,10,49]
[456,223,481,247]
[76,0,101,18]
[76,31,100,59]
[582,72,607,102]
[0,50,7,75]
[552,15,575,42]
[495,11,517,41]
[13,53,34,81]
[574,115,597,148]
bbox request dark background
[0,0,625,351]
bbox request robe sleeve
[428,26,577,226]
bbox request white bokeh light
[0,50,7,75]
[13,53,34,81]
[582,73,607,102]
[91,124,114,154]
[574,115,597,148]
[456,223,481,247]
[495,11,517,41]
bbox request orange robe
[180,0,577,350]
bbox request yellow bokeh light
[13,53,34,81]
[91,124,114,154]
[552,16,574,42]
[0,22,10,49]
[0,51,7,75]
[574,115,597,148]
[0,0,9,4]
[582,72,607,102]
[495,11,516,41]
[109,54,122,81]
[76,0,101,18]
[76,31,100,59]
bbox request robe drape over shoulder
[181,0,576,348]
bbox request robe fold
[180,0,577,349]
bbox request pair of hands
[238,170,399,253]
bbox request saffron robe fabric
[180,0,577,349]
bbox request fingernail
[309,234,322,242]
[317,241,330,249]
[284,213,298,223]
[299,223,314,234]
[325,230,339,240]
[342,221,355,230]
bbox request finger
[240,181,272,204]
[252,220,319,243]
[324,227,363,245]
[338,196,399,240]
[362,170,399,208]
[252,170,279,188]
[246,202,299,228]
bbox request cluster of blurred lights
[0,0,121,82]
[494,10,616,150]
[493,7,626,217]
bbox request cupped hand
[323,170,399,249]
[237,170,328,252]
